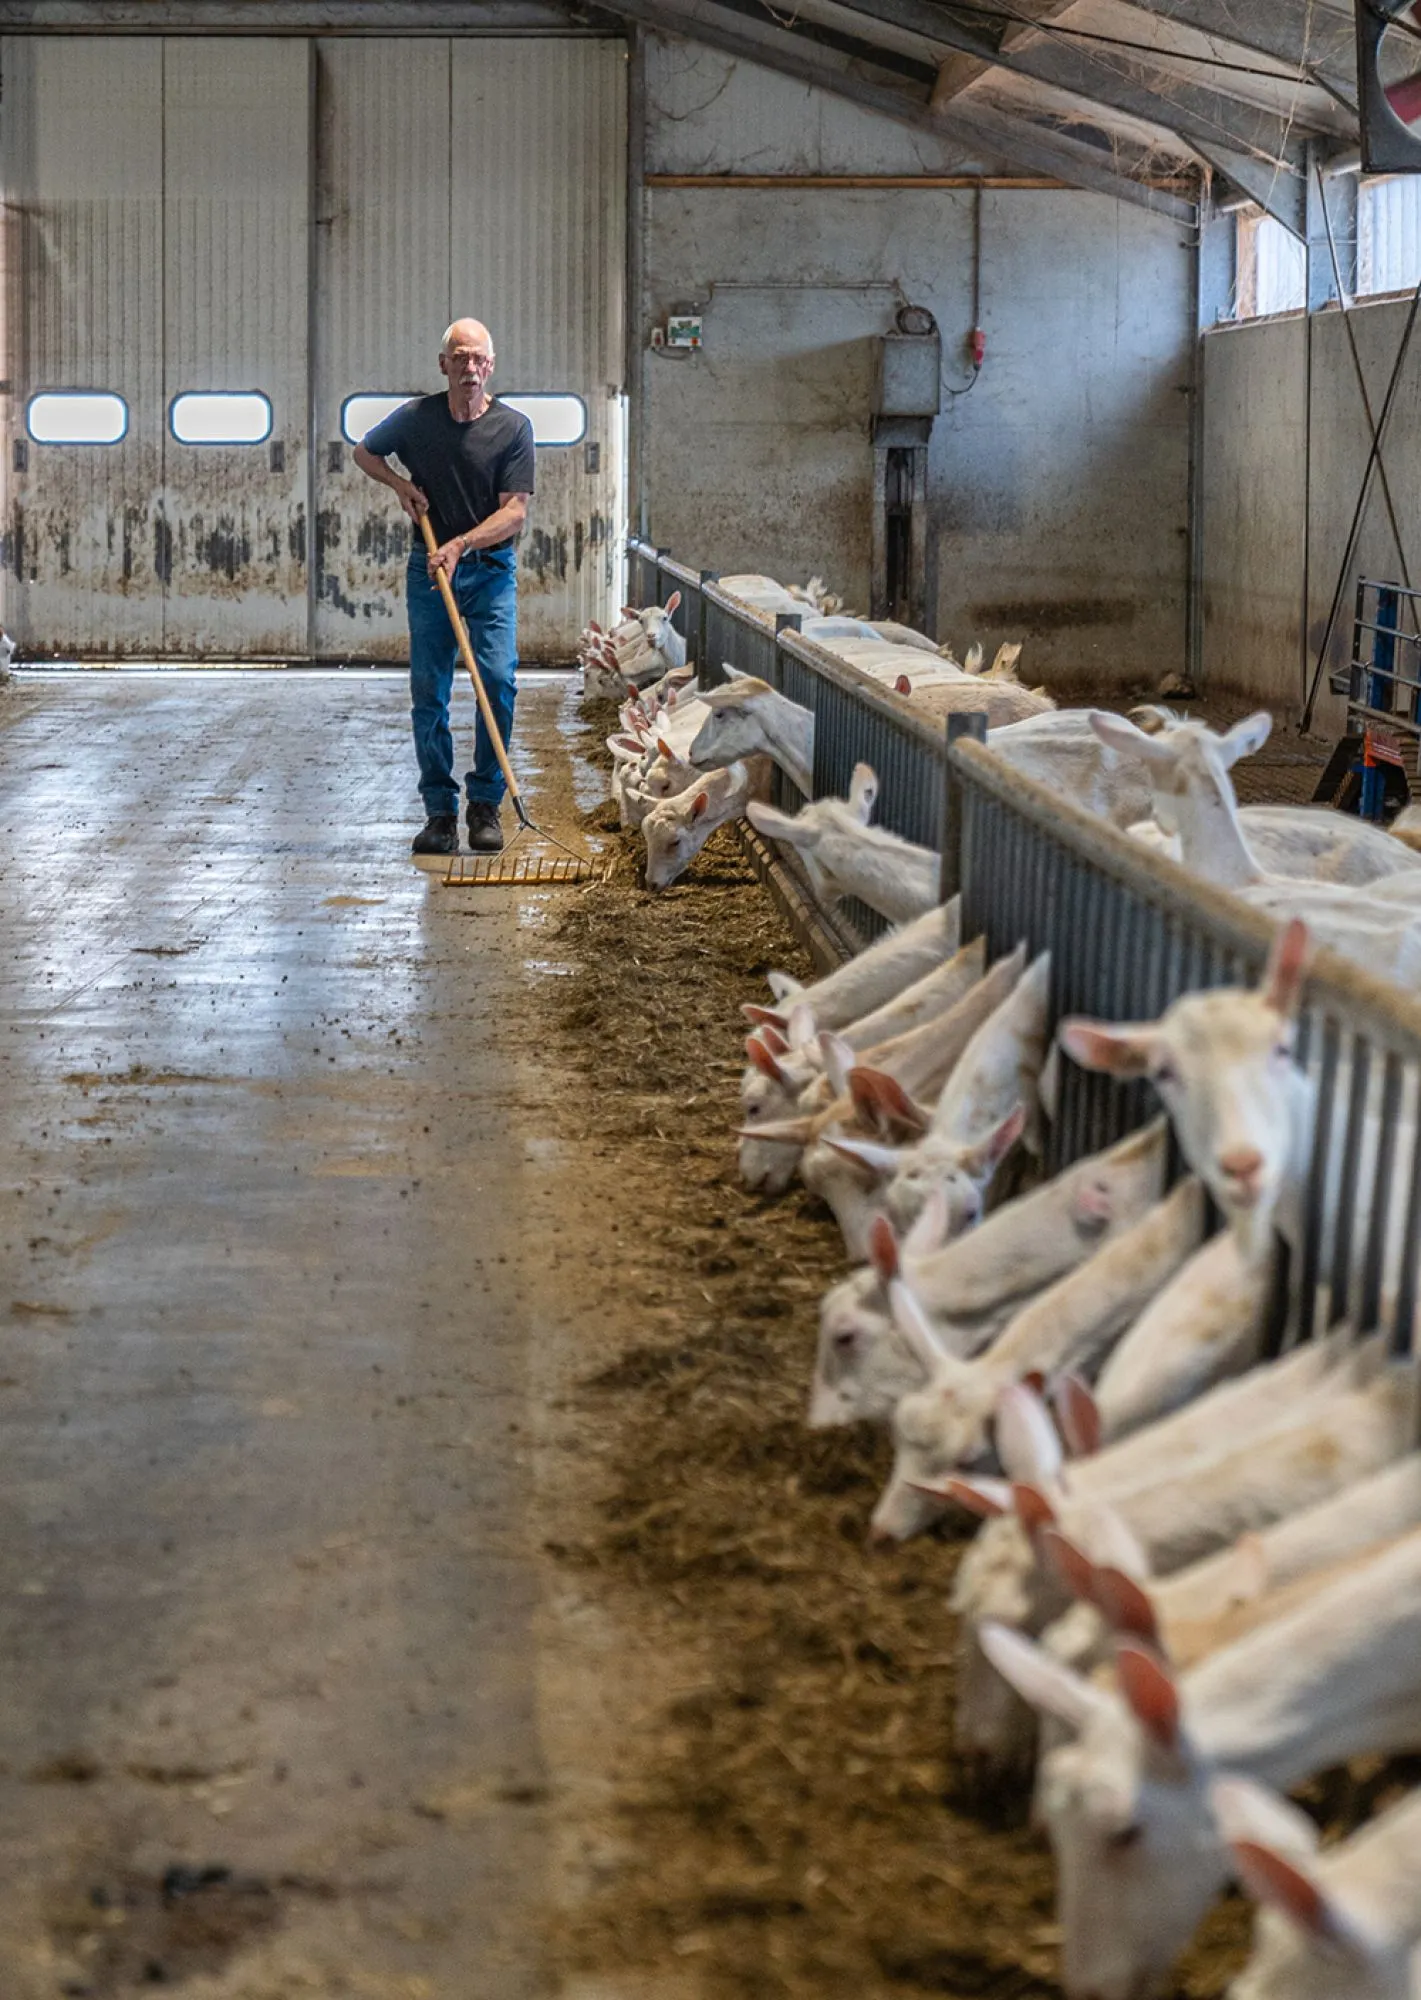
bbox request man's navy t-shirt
[362,394,536,552]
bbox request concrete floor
[0,670,593,1998]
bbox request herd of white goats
[580,575,1421,2000]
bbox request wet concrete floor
[0,670,596,1999]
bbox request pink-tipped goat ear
[867,1213,899,1284]
[1092,1567,1160,1647]
[1058,1019,1154,1078]
[1053,1373,1103,1458]
[745,1037,789,1088]
[895,674,912,695]
[1229,1842,1345,1947]
[936,1475,1013,1518]
[690,791,710,823]
[1039,1527,1101,1607]
[656,736,674,760]
[1010,1481,1058,1539]
[1115,1639,1182,1753]
[1263,917,1311,1017]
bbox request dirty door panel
[1,37,166,656]
[159,39,311,656]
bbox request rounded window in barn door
[499,394,587,447]
[170,392,273,446]
[26,391,129,445]
[341,394,415,444]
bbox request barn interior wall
[637,35,1196,690]
[1201,296,1421,731]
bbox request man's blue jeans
[406,544,519,817]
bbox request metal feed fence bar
[623,535,1421,1354]
[949,735,1421,1353]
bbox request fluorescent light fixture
[171,392,272,445]
[27,391,128,444]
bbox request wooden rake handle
[418,510,523,813]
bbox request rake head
[440,849,608,888]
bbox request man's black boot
[412,812,460,856]
[466,802,505,854]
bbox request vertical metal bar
[1329,1032,1371,1329]
[1361,1047,1403,1336]
[1297,1016,1340,1345]
[942,716,985,906]
[1391,1081,1421,1357]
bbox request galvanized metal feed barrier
[625,536,1421,1354]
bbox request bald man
[354,319,535,856]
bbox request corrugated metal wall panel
[313,39,453,658]
[450,39,626,654]
[161,39,311,654]
[1,36,165,654]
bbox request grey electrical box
[876,332,941,418]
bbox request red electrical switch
[970,327,986,369]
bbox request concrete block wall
[1201,297,1421,726]
[635,35,1197,692]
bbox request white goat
[869,1178,1209,1542]
[985,1522,1421,2000]
[1060,918,1417,1302]
[1218,1776,1421,2000]
[1098,708,1421,887]
[752,899,962,1030]
[746,767,940,926]
[809,1119,1170,1428]
[641,762,761,890]
[1087,711,1421,983]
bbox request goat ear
[1092,1567,1160,1647]
[689,791,711,823]
[867,1213,899,1284]
[819,1031,856,1098]
[1053,1373,1103,1458]
[746,800,808,846]
[663,591,681,615]
[935,1474,1013,1518]
[620,604,639,619]
[1211,1776,1323,1860]
[1040,1527,1102,1608]
[1263,917,1311,1017]
[758,1023,789,1057]
[1227,1843,1370,1958]
[959,1103,1027,1180]
[737,1114,814,1146]
[785,1001,817,1053]
[743,1002,789,1031]
[995,1382,1064,1486]
[1011,1482,1058,1538]
[978,1622,1109,1732]
[964,643,984,674]
[895,674,912,695]
[1058,1019,1156,1078]
[887,1278,955,1374]
[1219,710,1273,767]
[656,736,674,760]
[824,1135,905,1179]
[1089,708,1177,768]
[902,1185,949,1258]
[746,1037,791,1088]
[848,1065,931,1142]
[1115,1640,1182,1754]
